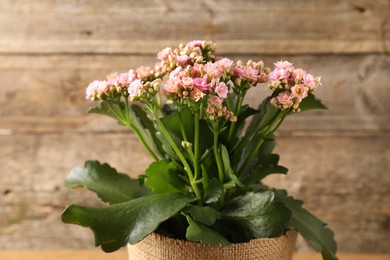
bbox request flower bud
[195,56,203,63]
[234,78,242,86]
[181,141,193,150]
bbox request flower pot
[127,230,297,260]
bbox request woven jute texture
[127,230,297,260]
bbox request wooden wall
[0,0,389,253]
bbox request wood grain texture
[0,0,388,54]
[1,0,389,254]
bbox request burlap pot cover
[127,230,297,260]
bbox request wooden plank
[0,54,389,132]
[0,0,388,54]
[0,39,386,55]
[268,133,390,253]
[0,133,389,251]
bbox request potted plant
[62,40,337,260]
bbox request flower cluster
[85,65,161,103]
[162,58,233,103]
[232,60,269,91]
[155,40,216,76]
[268,61,321,112]
[85,42,322,118]
[204,96,237,122]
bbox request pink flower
[128,69,137,82]
[192,63,204,77]
[235,67,259,81]
[215,58,234,70]
[118,72,131,86]
[276,91,294,108]
[291,84,308,100]
[303,73,316,90]
[181,77,194,89]
[136,66,153,80]
[194,77,211,91]
[128,79,143,98]
[187,40,203,48]
[205,96,236,122]
[269,68,289,81]
[205,62,223,78]
[96,80,109,97]
[244,67,259,81]
[190,88,204,101]
[169,66,183,78]
[86,80,100,100]
[208,96,223,106]
[274,61,293,70]
[234,67,246,79]
[157,47,172,61]
[164,77,180,94]
[215,82,228,98]
[176,55,189,64]
[291,68,306,82]
[105,72,118,87]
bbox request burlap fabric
[127,230,297,260]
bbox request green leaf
[221,191,291,239]
[221,104,258,144]
[62,193,194,252]
[131,104,165,157]
[231,98,278,166]
[275,190,338,260]
[221,145,246,189]
[88,101,117,118]
[245,97,279,137]
[65,160,149,204]
[238,134,288,184]
[234,105,258,137]
[158,107,213,160]
[185,215,230,245]
[238,134,274,171]
[204,178,222,203]
[242,164,288,185]
[183,205,221,226]
[145,160,189,194]
[298,93,328,112]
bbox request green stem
[106,101,126,122]
[213,125,224,184]
[227,92,245,142]
[237,111,285,176]
[123,99,159,161]
[238,138,265,176]
[152,109,202,199]
[193,111,200,180]
[177,107,189,142]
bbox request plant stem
[227,92,245,142]
[152,109,202,199]
[123,99,159,161]
[213,124,224,184]
[106,101,125,122]
[193,111,200,180]
[237,138,265,176]
[237,111,285,176]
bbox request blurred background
[0,0,389,254]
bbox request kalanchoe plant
[62,40,337,260]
